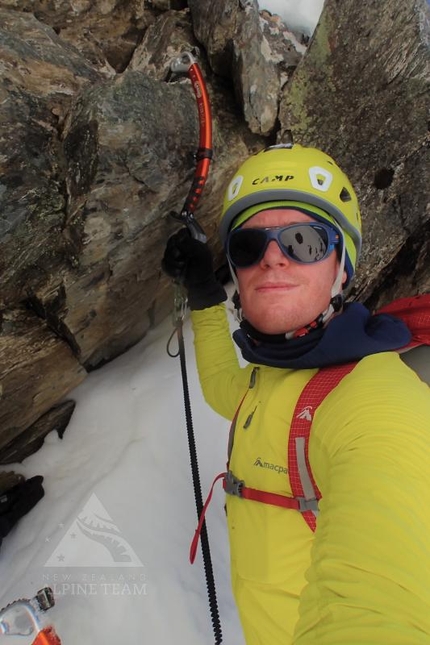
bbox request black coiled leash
[166,50,222,644]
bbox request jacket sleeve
[190,304,252,420]
[293,353,430,644]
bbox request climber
[162,143,430,645]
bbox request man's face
[235,209,343,335]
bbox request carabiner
[170,50,198,74]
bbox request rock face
[0,10,103,308]
[278,0,430,308]
[0,0,429,461]
[0,2,273,461]
[188,0,304,135]
[0,0,155,73]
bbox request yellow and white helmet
[219,144,362,286]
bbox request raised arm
[191,305,252,420]
[162,228,251,420]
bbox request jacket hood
[233,302,412,369]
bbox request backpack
[190,295,430,561]
[0,475,44,549]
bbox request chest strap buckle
[224,470,244,497]
[297,496,319,513]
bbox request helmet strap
[228,259,244,323]
[287,236,346,338]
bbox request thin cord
[176,322,223,644]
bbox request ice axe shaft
[169,50,213,242]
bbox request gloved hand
[0,475,45,539]
[162,228,227,310]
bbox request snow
[0,308,245,644]
[257,0,325,35]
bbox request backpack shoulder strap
[289,362,357,531]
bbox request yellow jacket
[191,304,430,645]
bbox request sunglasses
[227,222,340,269]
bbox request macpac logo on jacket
[254,457,288,475]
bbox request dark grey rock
[279,0,430,306]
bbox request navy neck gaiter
[233,302,412,369]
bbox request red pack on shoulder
[377,294,430,348]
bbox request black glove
[0,475,45,539]
[162,228,227,310]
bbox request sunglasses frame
[227,222,340,269]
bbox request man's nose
[260,240,290,267]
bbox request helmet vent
[339,187,352,202]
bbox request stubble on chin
[242,302,300,335]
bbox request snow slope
[0,311,244,644]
